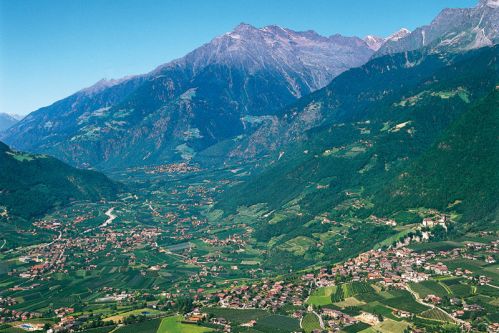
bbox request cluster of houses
[144,162,200,174]
[0,307,41,324]
[321,307,360,331]
[204,280,305,312]
[193,238,497,333]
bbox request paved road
[101,207,116,227]
[83,207,116,233]
[313,310,325,329]
[43,231,62,247]
[406,285,466,326]
[300,311,324,330]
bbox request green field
[379,290,429,314]
[307,286,336,306]
[409,280,450,298]
[157,316,213,333]
[201,308,270,324]
[409,241,463,253]
[360,301,399,320]
[342,322,370,333]
[373,319,409,333]
[0,327,27,333]
[104,308,164,323]
[255,314,300,333]
[420,308,454,322]
[301,312,321,333]
[114,319,162,333]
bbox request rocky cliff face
[375,0,498,56]
[2,24,375,169]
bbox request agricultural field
[443,259,499,284]
[253,315,300,333]
[157,316,213,333]
[409,241,463,253]
[104,308,164,323]
[409,280,450,298]
[307,286,336,306]
[379,290,429,314]
[419,308,454,322]
[114,319,162,333]
[200,308,271,324]
[438,278,474,297]
[330,282,430,316]
[341,322,370,333]
[334,297,365,308]
[301,312,321,333]
[371,319,410,333]
[359,301,399,321]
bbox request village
[196,238,498,333]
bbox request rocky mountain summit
[2,24,375,168]
[375,0,499,56]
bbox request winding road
[44,231,62,247]
[405,285,466,326]
[101,207,117,228]
[83,207,116,233]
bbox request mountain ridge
[1,23,378,169]
[0,141,121,220]
[374,0,498,56]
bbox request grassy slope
[0,141,121,219]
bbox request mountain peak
[364,35,385,51]
[3,21,376,168]
[479,0,499,8]
[386,28,411,41]
[374,0,498,58]
[80,76,136,95]
[233,22,258,32]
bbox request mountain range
[1,0,497,230]
[2,24,378,169]
[0,113,22,132]
[3,1,497,171]
[376,0,499,56]
[0,1,498,328]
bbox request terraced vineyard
[409,280,450,298]
[379,290,429,314]
[420,308,454,322]
[301,313,321,333]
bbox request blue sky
[0,0,477,116]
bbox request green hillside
[215,46,498,267]
[376,90,499,226]
[0,141,121,219]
